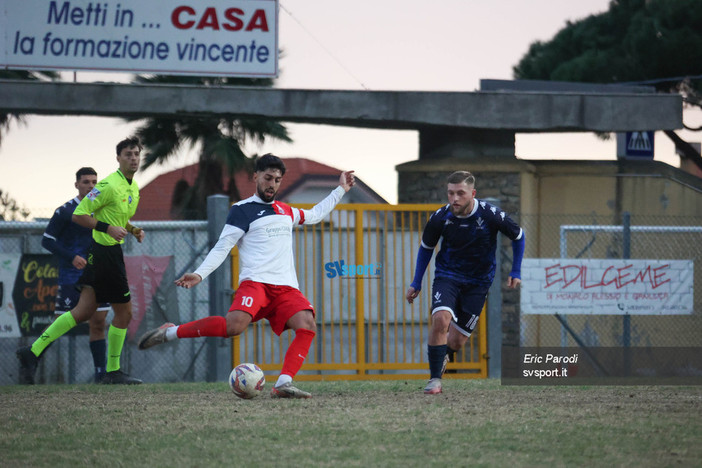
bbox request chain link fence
[0,220,216,384]
[519,213,702,349]
[2,212,700,385]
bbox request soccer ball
[229,363,265,399]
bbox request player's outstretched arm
[508,232,525,289]
[339,170,355,192]
[175,273,202,289]
[300,170,355,225]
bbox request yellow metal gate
[231,204,488,380]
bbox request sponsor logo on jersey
[265,226,288,237]
[87,188,101,201]
[257,210,266,216]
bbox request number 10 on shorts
[241,296,254,307]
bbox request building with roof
[133,157,387,221]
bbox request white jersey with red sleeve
[194,186,345,288]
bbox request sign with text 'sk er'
[521,258,694,315]
[0,0,278,77]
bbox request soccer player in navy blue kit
[406,171,525,394]
[40,167,111,383]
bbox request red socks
[175,318,314,379]
[176,316,228,338]
[281,328,315,378]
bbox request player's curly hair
[255,153,286,175]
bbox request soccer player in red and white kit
[138,154,355,398]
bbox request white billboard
[0,254,21,338]
[521,258,694,315]
[0,0,278,77]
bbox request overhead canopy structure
[0,79,683,159]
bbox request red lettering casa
[171,6,269,32]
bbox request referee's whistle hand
[134,229,145,243]
[107,225,128,241]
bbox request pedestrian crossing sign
[620,131,654,158]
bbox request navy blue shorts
[431,277,490,336]
[55,283,110,314]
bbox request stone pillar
[418,127,516,160]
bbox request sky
[1,0,699,216]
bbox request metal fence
[233,204,487,380]
[0,220,215,385]
[6,209,695,386]
[1,205,490,385]
[519,213,702,350]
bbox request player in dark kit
[406,171,525,395]
[17,137,146,385]
[40,167,111,384]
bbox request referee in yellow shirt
[17,137,145,385]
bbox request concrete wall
[528,159,702,218]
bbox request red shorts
[229,280,315,335]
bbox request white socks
[275,374,292,388]
[165,326,179,341]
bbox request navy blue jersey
[42,197,93,285]
[421,199,523,286]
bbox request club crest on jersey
[476,217,484,229]
[87,188,101,201]
[276,205,285,215]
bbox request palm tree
[0,70,59,147]
[126,75,291,219]
[0,70,59,220]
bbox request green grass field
[1,379,700,467]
